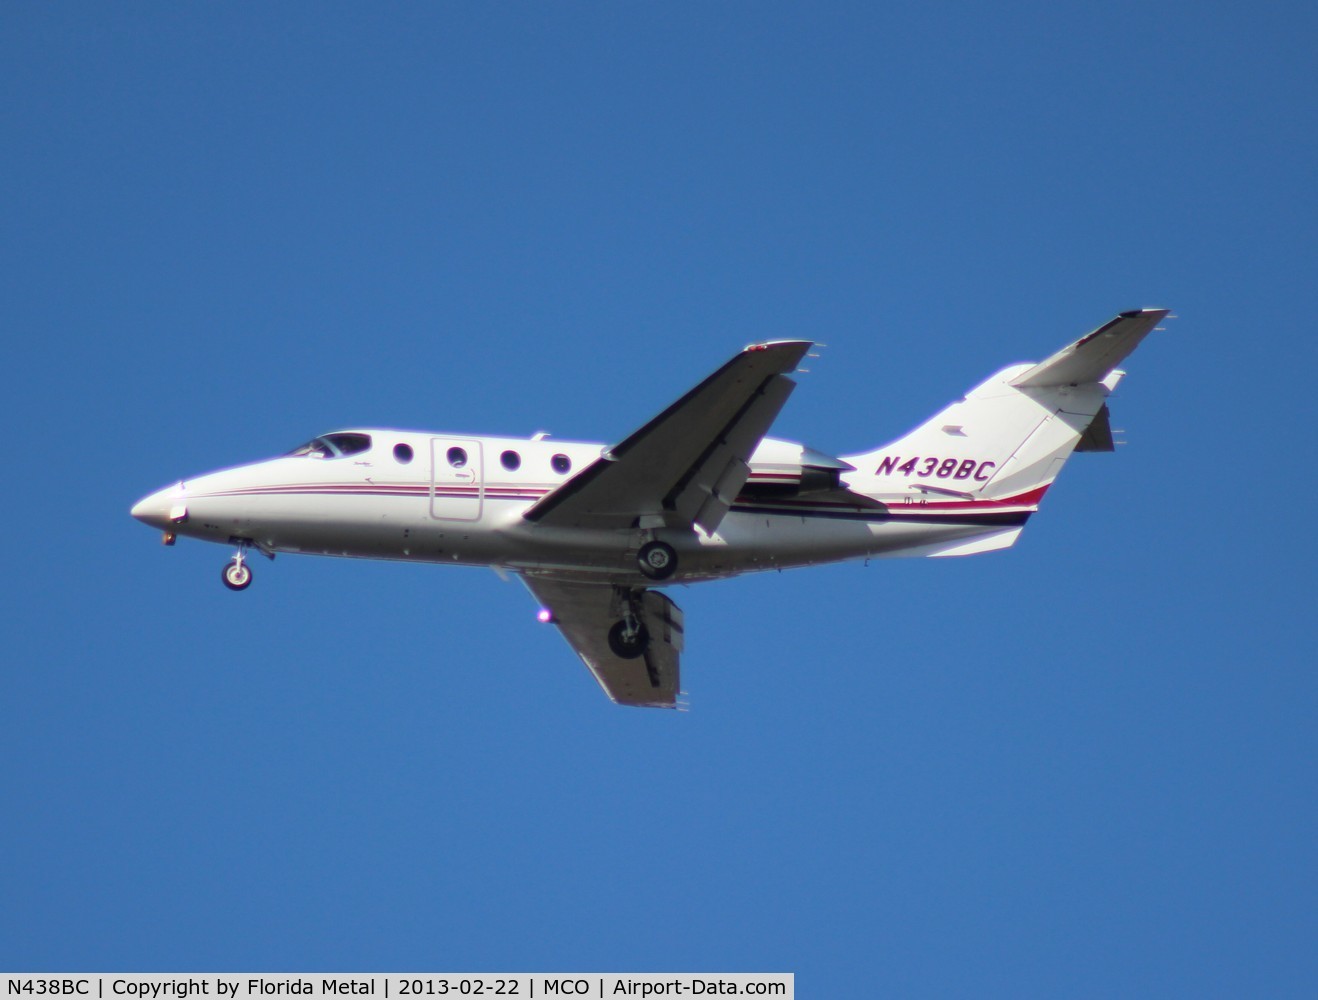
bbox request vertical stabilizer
[842,309,1166,509]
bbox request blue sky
[3,2,1316,993]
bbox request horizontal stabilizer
[1011,309,1167,388]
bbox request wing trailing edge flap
[523,340,811,533]
[683,375,794,532]
[521,575,685,709]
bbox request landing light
[537,608,556,624]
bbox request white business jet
[133,309,1167,707]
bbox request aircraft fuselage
[131,430,1017,585]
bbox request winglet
[1011,308,1168,388]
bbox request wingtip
[742,340,814,372]
[743,338,814,352]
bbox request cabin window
[394,443,414,464]
[501,450,521,471]
[551,453,571,474]
[447,446,468,468]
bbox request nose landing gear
[222,557,252,591]
[221,539,273,591]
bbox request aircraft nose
[131,483,184,529]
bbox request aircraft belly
[193,493,520,565]
[684,511,1011,577]
[178,487,1011,577]
[685,512,874,577]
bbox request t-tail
[841,308,1168,555]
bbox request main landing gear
[607,587,651,659]
[606,540,675,656]
[221,539,273,591]
[637,540,677,581]
[608,616,650,659]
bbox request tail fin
[843,309,1167,509]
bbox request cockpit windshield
[286,432,372,459]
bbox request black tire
[222,561,252,591]
[607,620,650,659]
[637,540,677,581]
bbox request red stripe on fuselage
[188,482,1050,519]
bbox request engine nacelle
[744,437,855,498]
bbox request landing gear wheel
[637,540,677,581]
[222,559,252,591]
[607,619,650,659]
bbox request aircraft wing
[523,340,812,533]
[522,576,684,709]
